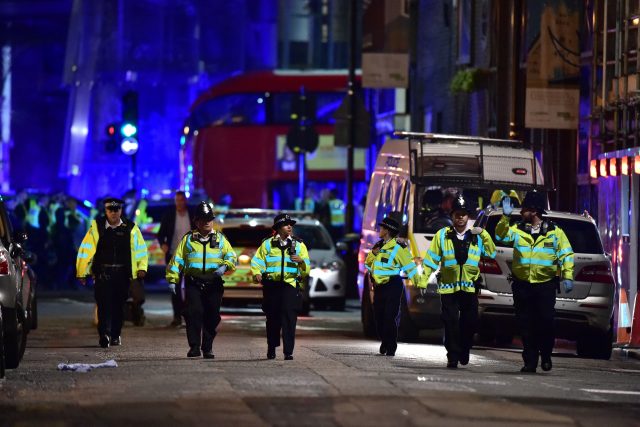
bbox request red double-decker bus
[183,70,368,209]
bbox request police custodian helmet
[194,201,216,221]
[451,194,473,215]
[521,190,547,214]
[272,213,296,230]
[378,216,400,235]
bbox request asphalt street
[1,293,640,426]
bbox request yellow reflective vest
[166,230,237,284]
[329,199,345,226]
[418,227,496,294]
[495,215,574,283]
[250,237,310,287]
[76,218,148,279]
[365,238,419,285]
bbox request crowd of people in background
[6,191,92,290]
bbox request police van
[358,132,544,340]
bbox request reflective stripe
[428,251,441,262]
[519,258,554,266]
[266,256,281,262]
[557,247,572,256]
[515,245,531,253]
[170,265,180,273]
[77,253,89,259]
[487,251,496,258]
[190,262,203,268]
[401,262,417,272]
[424,259,439,270]
[466,259,479,267]
[80,243,93,249]
[477,235,484,256]
[468,249,480,257]
[444,259,457,267]
[266,266,298,273]
[174,256,184,266]
[304,259,310,265]
[385,245,400,267]
[442,249,454,256]
[135,252,146,260]
[265,240,271,252]
[252,258,266,267]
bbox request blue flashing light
[120,123,138,138]
[180,135,186,146]
[257,97,264,104]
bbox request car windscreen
[413,186,529,234]
[222,226,273,247]
[294,225,333,250]
[484,214,604,254]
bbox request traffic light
[286,91,318,153]
[120,90,138,138]
[105,123,118,152]
[120,90,139,155]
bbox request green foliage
[450,68,487,94]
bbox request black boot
[187,346,201,357]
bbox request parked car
[0,196,38,378]
[478,209,615,359]
[216,209,347,312]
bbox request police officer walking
[251,213,310,360]
[166,202,237,359]
[76,197,148,348]
[497,190,574,373]
[365,216,420,357]
[416,195,497,368]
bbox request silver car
[478,209,615,359]
[216,210,346,311]
[0,196,38,377]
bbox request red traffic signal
[106,123,117,137]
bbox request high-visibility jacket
[166,230,237,284]
[329,199,345,226]
[418,227,496,294]
[495,215,574,283]
[76,218,148,279]
[295,197,315,212]
[250,237,310,288]
[365,238,419,285]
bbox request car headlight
[320,260,342,271]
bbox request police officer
[166,201,237,359]
[415,195,497,368]
[497,190,574,373]
[365,216,420,357]
[76,197,148,348]
[251,213,310,360]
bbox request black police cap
[378,216,400,233]
[103,197,124,209]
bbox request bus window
[191,94,267,127]
[272,92,344,125]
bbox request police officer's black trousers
[94,267,130,339]
[373,276,404,354]
[262,280,300,356]
[184,278,224,352]
[512,279,557,368]
[166,252,184,322]
[440,291,478,363]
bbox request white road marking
[581,388,640,396]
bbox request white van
[358,132,544,341]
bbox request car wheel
[0,310,6,379]
[576,321,613,360]
[361,278,377,338]
[2,306,27,369]
[398,288,419,342]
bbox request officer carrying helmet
[415,194,496,368]
[166,201,237,359]
[497,190,574,373]
[365,215,420,357]
[251,213,310,360]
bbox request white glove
[502,196,513,216]
[168,283,176,294]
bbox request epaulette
[395,238,408,248]
[292,236,304,243]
